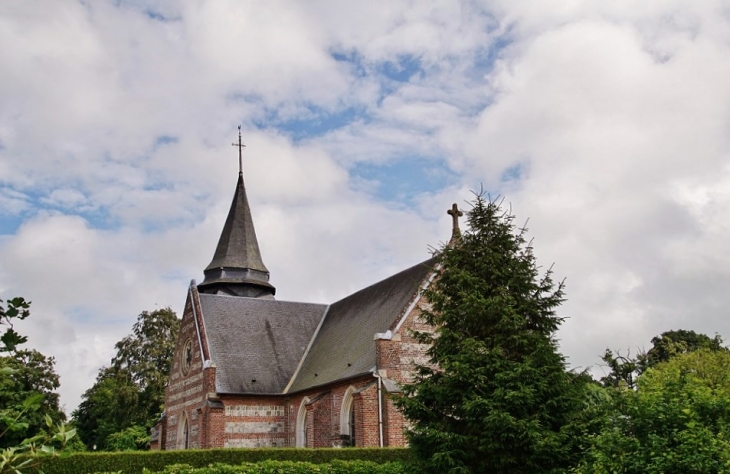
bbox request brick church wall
[382,394,407,446]
[354,383,380,447]
[161,274,437,451]
[378,298,434,385]
[163,292,209,450]
[284,376,377,448]
[220,397,288,448]
[374,296,435,447]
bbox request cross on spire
[447,203,463,240]
[232,125,246,175]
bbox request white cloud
[1,0,730,413]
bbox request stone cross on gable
[232,125,246,175]
[447,203,463,240]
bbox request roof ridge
[331,257,435,306]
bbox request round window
[181,339,193,375]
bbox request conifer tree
[396,193,586,474]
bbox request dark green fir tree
[396,193,588,474]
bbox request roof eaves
[283,371,375,396]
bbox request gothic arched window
[178,412,190,450]
[339,386,357,447]
[296,397,310,448]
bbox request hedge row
[37,448,412,474]
[137,460,409,474]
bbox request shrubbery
[38,448,412,474]
[139,460,407,474]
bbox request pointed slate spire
[198,133,275,298]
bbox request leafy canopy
[0,297,77,473]
[396,194,587,474]
[578,348,730,473]
[72,308,179,451]
[600,329,727,389]
[0,298,30,354]
[0,349,65,449]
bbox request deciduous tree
[0,297,77,472]
[578,349,730,473]
[72,308,179,450]
[0,350,65,448]
[600,330,727,389]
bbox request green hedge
[141,460,408,474]
[38,448,412,474]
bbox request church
[151,132,460,449]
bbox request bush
[138,460,408,474]
[37,448,412,474]
[105,425,150,451]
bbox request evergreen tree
[396,194,586,474]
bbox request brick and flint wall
[375,293,435,447]
[163,287,212,450]
[219,397,287,448]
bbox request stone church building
[152,140,458,449]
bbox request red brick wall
[286,376,375,448]
[163,289,208,450]
[375,297,436,447]
[382,394,407,446]
[378,299,434,385]
[219,396,288,448]
[354,383,380,447]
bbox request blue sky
[2,0,730,412]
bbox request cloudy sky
[2,0,730,414]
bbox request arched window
[339,386,357,447]
[178,412,190,450]
[295,397,310,448]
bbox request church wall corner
[162,295,208,450]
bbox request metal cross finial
[447,203,463,239]
[232,125,246,175]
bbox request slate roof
[199,174,274,295]
[286,258,435,393]
[205,174,267,272]
[198,293,326,394]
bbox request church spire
[198,129,276,298]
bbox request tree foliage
[578,349,730,473]
[599,348,647,390]
[396,194,587,474]
[104,425,150,451]
[0,298,30,354]
[0,350,65,448]
[112,307,180,421]
[600,330,727,389]
[645,329,726,367]
[0,297,77,473]
[72,308,179,451]
[72,367,144,450]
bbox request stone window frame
[339,385,357,446]
[178,411,190,450]
[295,397,310,448]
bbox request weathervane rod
[232,125,245,175]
